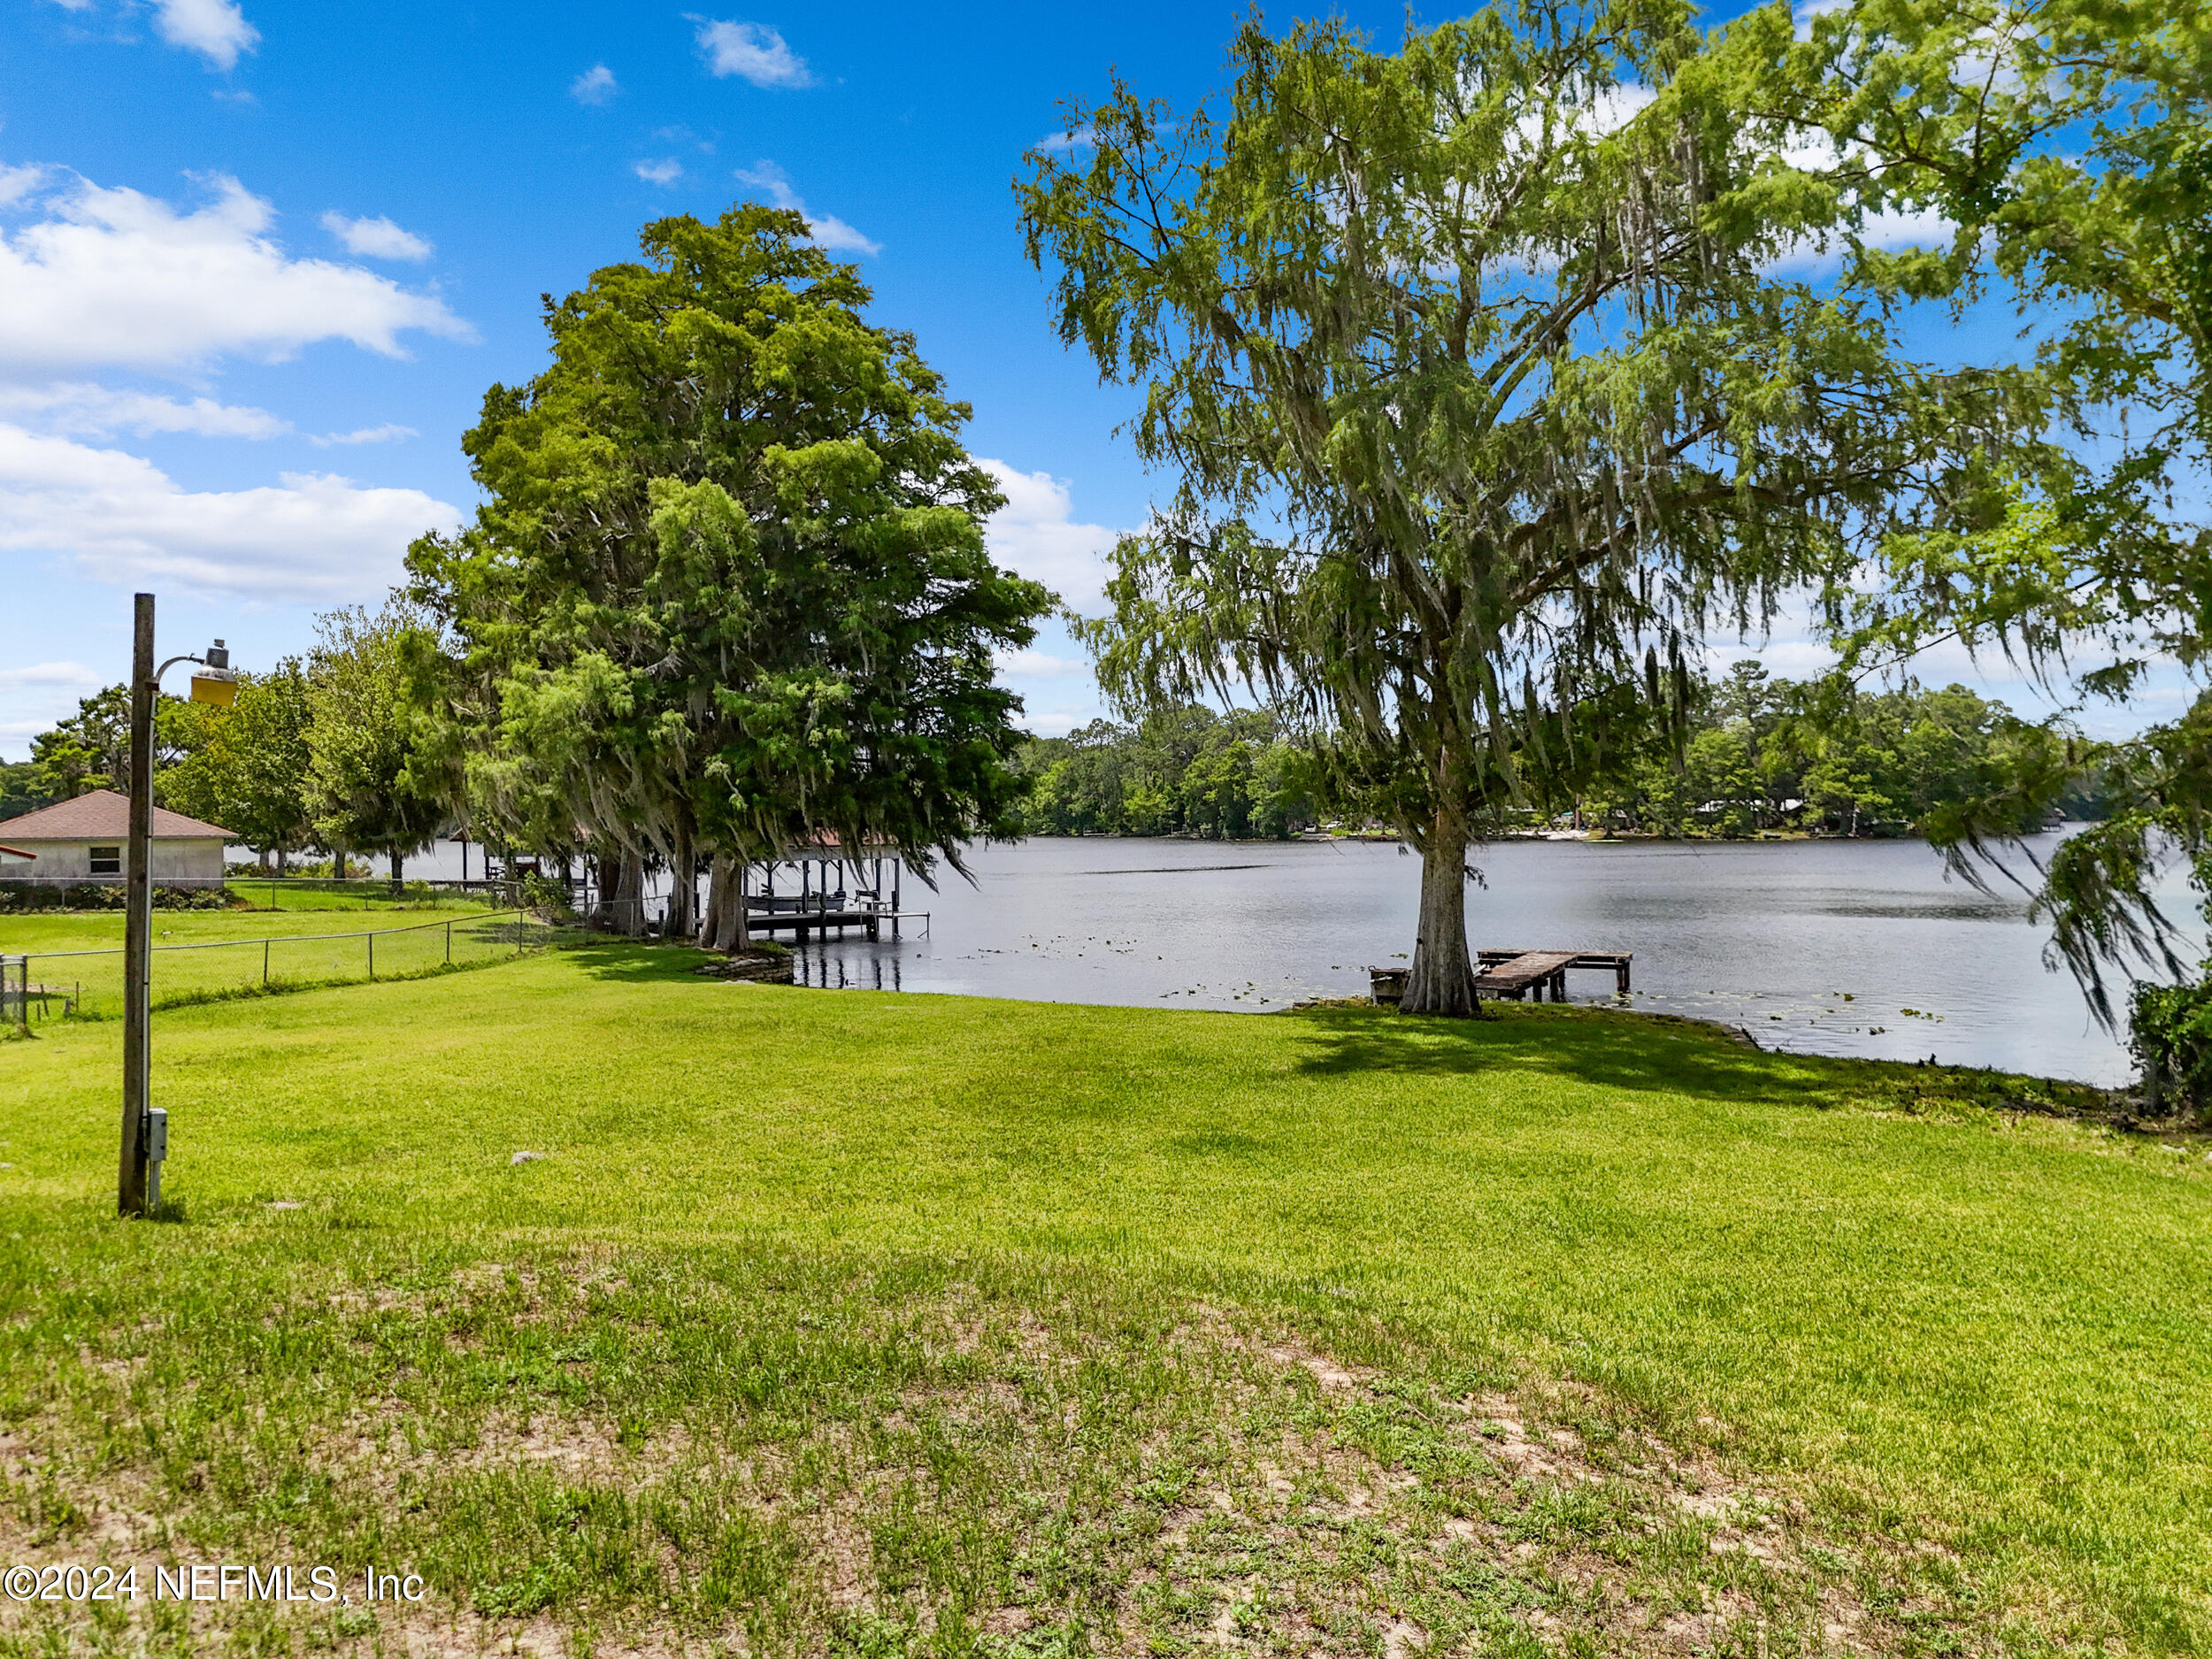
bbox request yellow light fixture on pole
[190,641,239,707]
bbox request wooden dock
[1477,949,1632,999]
[1474,949,1583,1000]
[743,902,928,942]
[1368,949,1632,1006]
[745,843,926,942]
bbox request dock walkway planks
[1475,949,1582,1000]
[1478,949,1632,996]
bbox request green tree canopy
[0,761,48,822]
[1015,706,1319,839]
[408,204,1050,945]
[1729,0,2210,1017]
[159,660,317,868]
[306,600,452,884]
[1018,1,2037,1012]
[31,686,134,801]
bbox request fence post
[368,933,375,980]
[263,939,270,986]
[445,921,452,964]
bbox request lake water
[388,830,2190,1086]
[769,833,2193,1087]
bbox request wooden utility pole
[119,593,155,1217]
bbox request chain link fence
[4,910,556,1023]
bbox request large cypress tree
[408,206,1049,942]
[1018,1,2040,1013]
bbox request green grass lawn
[1,891,536,1018]
[217,877,506,914]
[0,943,2205,1657]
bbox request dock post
[1617,959,1630,995]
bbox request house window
[88,846,122,876]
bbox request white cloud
[319,211,433,262]
[795,210,874,255]
[1702,636,1839,680]
[0,170,472,380]
[634,158,684,186]
[1509,81,1655,157]
[0,424,461,601]
[0,660,105,754]
[152,0,258,70]
[975,460,1124,611]
[0,661,101,692]
[308,423,415,447]
[570,64,618,104]
[1854,204,1955,252]
[0,380,416,451]
[733,161,879,256]
[1793,0,1851,37]
[1035,127,1096,153]
[0,381,287,438]
[695,19,810,88]
[0,165,46,208]
[1013,704,1108,739]
[994,648,1093,679]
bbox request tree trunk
[388,849,403,893]
[701,856,727,949]
[1402,811,1482,1018]
[732,858,754,950]
[666,824,696,941]
[595,845,645,937]
[703,856,753,951]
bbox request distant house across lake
[0,788,233,887]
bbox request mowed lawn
[0,942,2206,1656]
[2,890,538,1017]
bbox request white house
[0,788,234,887]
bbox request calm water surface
[780,833,2192,1086]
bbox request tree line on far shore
[1002,664,2100,842]
[1580,664,2107,839]
[1,649,2103,869]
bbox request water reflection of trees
[793,949,905,993]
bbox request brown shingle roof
[0,787,234,841]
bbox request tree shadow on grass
[555,940,726,985]
[1283,1003,1843,1110]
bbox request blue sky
[0,0,2174,758]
